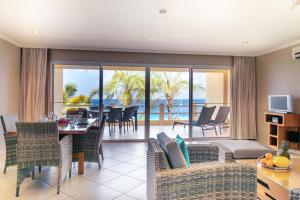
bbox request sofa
[147,138,257,200]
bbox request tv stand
[265,112,300,150]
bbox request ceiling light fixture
[32,29,38,35]
[292,0,300,9]
[148,35,154,40]
[159,9,167,15]
[242,41,249,44]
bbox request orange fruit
[260,158,267,165]
[265,153,273,160]
[266,159,274,167]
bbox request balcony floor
[103,125,230,140]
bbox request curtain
[231,56,256,139]
[19,48,50,122]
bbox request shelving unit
[265,112,300,150]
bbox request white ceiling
[0,0,300,56]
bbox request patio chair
[147,138,257,200]
[73,114,106,168]
[173,106,216,136]
[66,108,88,118]
[0,114,18,174]
[119,106,136,133]
[15,122,72,197]
[207,106,230,135]
[107,107,123,135]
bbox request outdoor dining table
[59,118,97,175]
[90,108,138,130]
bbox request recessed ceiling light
[32,29,38,35]
[159,9,167,15]
[242,41,249,44]
[148,35,154,40]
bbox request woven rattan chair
[0,114,18,174]
[107,108,122,135]
[147,138,257,200]
[15,122,72,197]
[73,115,106,168]
[119,106,136,133]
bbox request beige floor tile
[73,185,122,200]
[110,153,137,162]
[59,176,100,196]
[108,162,139,174]
[126,168,146,181]
[125,157,146,168]
[114,194,137,200]
[103,175,143,193]
[101,158,122,168]
[47,193,74,200]
[126,183,147,200]
[85,168,122,184]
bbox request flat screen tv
[268,95,293,113]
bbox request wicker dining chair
[0,114,18,174]
[73,115,106,168]
[15,122,72,197]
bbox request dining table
[59,118,97,175]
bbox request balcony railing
[53,102,230,126]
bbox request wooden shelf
[265,112,300,149]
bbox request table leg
[134,110,138,131]
[73,152,84,175]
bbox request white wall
[0,38,20,155]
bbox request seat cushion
[166,141,187,169]
[212,140,276,159]
[175,135,190,167]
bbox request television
[268,95,293,113]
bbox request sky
[63,68,206,99]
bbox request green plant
[277,141,290,159]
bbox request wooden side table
[237,158,300,200]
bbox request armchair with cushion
[147,138,257,200]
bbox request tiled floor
[0,142,148,200]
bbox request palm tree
[63,83,77,103]
[104,71,146,106]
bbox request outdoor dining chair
[66,108,88,118]
[15,122,72,197]
[119,106,136,133]
[0,114,18,173]
[107,107,123,135]
[173,106,216,136]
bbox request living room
[1,0,300,200]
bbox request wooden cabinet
[265,112,300,150]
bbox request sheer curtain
[231,56,257,139]
[19,48,50,122]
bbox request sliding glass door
[192,68,231,138]
[149,67,190,139]
[53,65,100,118]
[52,64,231,141]
[102,66,145,140]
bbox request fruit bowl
[257,153,291,171]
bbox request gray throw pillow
[157,132,172,153]
[166,141,187,169]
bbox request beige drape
[231,56,257,139]
[19,48,50,122]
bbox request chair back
[16,122,60,167]
[67,108,88,118]
[1,114,19,133]
[107,108,123,121]
[214,106,230,123]
[122,106,136,120]
[197,106,216,125]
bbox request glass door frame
[51,62,231,142]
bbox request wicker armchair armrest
[155,162,257,200]
[187,143,219,163]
